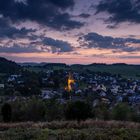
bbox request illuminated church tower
[67,72,75,92]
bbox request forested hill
[0,57,21,74]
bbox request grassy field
[0,120,140,140]
[26,64,140,79]
[71,64,140,79]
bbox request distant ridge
[1,57,140,77]
[87,63,107,66]
[71,63,128,67]
[18,62,140,67]
[19,62,67,67]
[19,62,40,67]
[112,63,128,65]
[43,63,67,68]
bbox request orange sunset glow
[0,0,140,64]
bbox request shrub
[65,101,92,122]
[112,103,132,121]
[1,103,12,122]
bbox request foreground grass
[0,120,140,140]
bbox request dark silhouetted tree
[65,101,92,122]
[1,103,12,122]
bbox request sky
[0,0,140,64]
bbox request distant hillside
[0,57,21,74]
[71,63,140,78]
[15,61,140,78]
[19,62,40,67]
[43,63,67,68]
[19,62,67,67]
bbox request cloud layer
[0,0,140,64]
[0,0,84,30]
[0,18,35,38]
[0,36,73,53]
[78,32,140,52]
[96,0,140,28]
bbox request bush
[93,103,110,120]
[45,99,64,121]
[65,101,92,122]
[1,103,12,122]
[112,103,132,121]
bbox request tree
[45,98,64,121]
[11,97,46,122]
[93,103,110,120]
[17,70,41,96]
[24,97,46,121]
[65,101,92,122]
[1,103,12,122]
[112,103,132,121]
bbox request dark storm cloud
[96,0,140,27]
[46,13,84,30]
[0,18,35,38]
[78,32,140,52]
[42,37,73,52]
[79,13,91,18]
[0,0,84,30]
[0,36,73,53]
[47,0,74,8]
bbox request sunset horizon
[0,0,140,64]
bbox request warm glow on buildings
[65,73,75,92]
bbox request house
[93,99,99,107]
[101,98,110,104]
[41,89,55,99]
[75,89,82,94]
[116,96,123,102]
[0,84,4,88]
[8,74,21,82]
[100,91,106,97]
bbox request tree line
[0,98,140,123]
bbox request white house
[0,84,4,88]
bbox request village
[0,69,140,110]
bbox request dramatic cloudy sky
[0,0,140,64]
